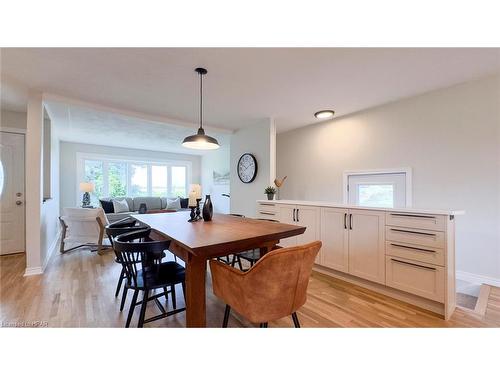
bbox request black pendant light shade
[182,67,220,150]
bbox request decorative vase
[202,195,213,221]
[267,193,274,200]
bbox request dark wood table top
[132,211,305,257]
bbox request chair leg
[259,322,268,328]
[126,290,139,328]
[231,255,237,267]
[222,305,231,328]
[291,312,301,328]
[237,256,244,271]
[115,268,125,297]
[120,286,128,312]
[171,284,177,310]
[138,290,149,328]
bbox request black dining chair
[105,217,152,312]
[114,229,186,328]
[230,218,281,271]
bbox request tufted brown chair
[209,241,322,328]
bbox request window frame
[76,152,192,204]
[342,168,412,208]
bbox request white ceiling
[2,48,500,133]
[48,101,230,155]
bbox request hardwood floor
[1,250,499,328]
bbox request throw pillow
[99,199,114,214]
[113,199,130,213]
[180,197,189,209]
[166,197,182,210]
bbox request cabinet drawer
[257,202,279,213]
[385,241,445,266]
[257,210,278,220]
[386,226,445,249]
[386,256,445,302]
[386,212,446,231]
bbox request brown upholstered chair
[209,241,322,328]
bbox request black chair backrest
[114,229,171,288]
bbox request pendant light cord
[199,71,203,130]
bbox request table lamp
[79,182,94,207]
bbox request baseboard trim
[42,230,61,272]
[24,230,61,277]
[24,267,43,276]
[456,270,500,287]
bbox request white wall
[1,110,27,130]
[230,119,276,217]
[24,95,61,274]
[59,142,202,209]
[277,75,500,282]
[201,143,230,214]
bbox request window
[84,160,104,205]
[171,166,187,197]
[130,164,148,197]
[151,165,168,197]
[344,169,411,208]
[79,154,190,203]
[108,162,127,197]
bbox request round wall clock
[237,153,258,183]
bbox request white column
[24,92,43,276]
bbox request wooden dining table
[132,211,306,327]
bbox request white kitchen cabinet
[277,204,320,254]
[320,207,349,272]
[348,209,386,284]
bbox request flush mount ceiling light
[182,67,220,150]
[314,110,335,119]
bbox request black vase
[202,195,213,221]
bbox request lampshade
[182,67,220,150]
[190,184,202,199]
[79,182,94,193]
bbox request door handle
[16,200,23,206]
[292,208,296,222]
[349,214,353,230]
[296,208,299,222]
[344,213,347,229]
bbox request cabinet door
[278,204,298,248]
[348,209,386,284]
[295,205,321,263]
[320,207,349,272]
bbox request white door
[278,204,298,248]
[295,205,321,263]
[347,172,407,208]
[320,207,349,272]
[0,132,25,255]
[348,209,385,284]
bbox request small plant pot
[267,193,275,200]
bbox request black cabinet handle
[344,213,347,229]
[390,258,437,271]
[297,208,299,222]
[292,208,296,222]
[390,228,436,237]
[390,213,436,219]
[349,214,353,230]
[390,243,437,253]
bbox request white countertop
[257,200,464,216]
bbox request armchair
[59,207,111,254]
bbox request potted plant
[265,186,277,200]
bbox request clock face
[237,153,258,183]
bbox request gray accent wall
[277,75,500,282]
[59,141,202,210]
